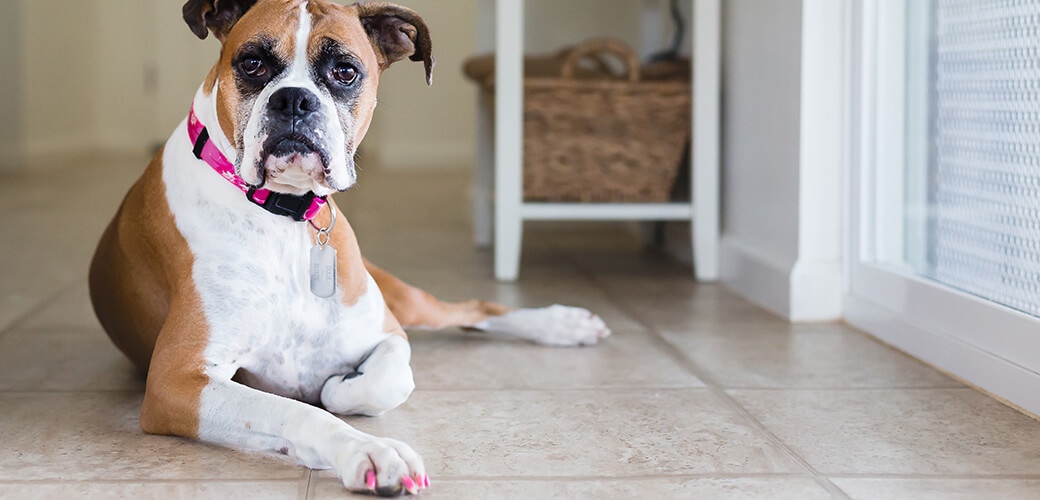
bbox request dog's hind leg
[365,259,611,346]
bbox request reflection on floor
[2,154,1040,499]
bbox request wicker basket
[466,39,691,203]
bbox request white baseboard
[721,235,843,321]
[789,258,843,321]
[846,294,1040,418]
[720,235,795,318]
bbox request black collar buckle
[246,188,320,222]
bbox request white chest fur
[161,114,389,404]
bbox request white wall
[21,1,99,159]
[92,0,158,153]
[152,0,223,144]
[718,0,844,321]
[14,0,165,159]
[719,0,803,316]
[721,0,803,267]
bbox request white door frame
[845,0,1040,417]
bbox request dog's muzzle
[261,87,331,177]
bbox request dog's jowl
[88,0,610,495]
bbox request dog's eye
[239,58,267,78]
[332,64,358,85]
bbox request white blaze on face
[237,1,354,196]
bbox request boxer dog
[88,0,609,496]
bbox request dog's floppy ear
[183,0,259,42]
[356,2,435,85]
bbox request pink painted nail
[424,475,431,488]
[402,476,417,493]
[414,473,424,488]
[365,470,376,490]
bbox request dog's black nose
[269,87,319,118]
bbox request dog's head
[183,0,433,195]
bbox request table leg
[693,0,721,281]
[494,0,525,281]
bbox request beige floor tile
[0,480,302,500]
[0,392,305,481]
[20,281,100,331]
[660,323,961,389]
[730,388,1040,475]
[0,329,142,391]
[410,328,702,390]
[606,287,784,331]
[390,265,600,306]
[311,476,833,500]
[577,255,704,294]
[329,389,803,478]
[832,478,1040,500]
[0,156,142,308]
[0,197,127,301]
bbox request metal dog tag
[310,243,337,298]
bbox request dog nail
[365,470,376,489]
[402,476,417,494]
[414,473,424,488]
[424,475,431,487]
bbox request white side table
[474,0,721,282]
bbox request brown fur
[89,151,210,437]
[365,260,511,329]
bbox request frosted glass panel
[901,0,1040,317]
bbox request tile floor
[2,154,1040,499]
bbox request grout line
[0,389,144,395]
[311,472,819,482]
[1,385,972,396]
[412,385,708,392]
[0,387,700,396]
[0,478,307,485]
[7,471,1040,486]
[577,267,852,500]
[300,470,313,500]
[304,471,1040,482]
[718,385,971,392]
[6,326,107,335]
[824,473,1040,480]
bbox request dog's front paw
[474,305,612,347]
[335,437,429,497]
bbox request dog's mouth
[267,133,320,158]
[257,133,334,191]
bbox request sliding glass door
[846,0,1040,415]
[887,0,1040,318]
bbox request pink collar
[187,105,327,222]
